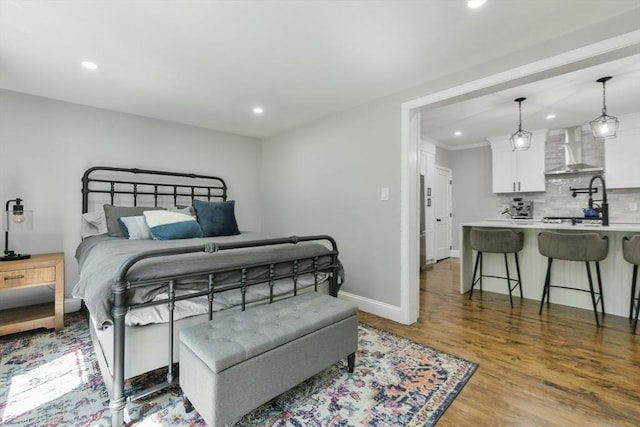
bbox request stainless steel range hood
[545,126,604,175]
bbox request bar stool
[537,231,608,327]
[469,227,524,307]
[622,234,640,334]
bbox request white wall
[435,146,453,170]
[0,90,262,310]
[260,97,402,306]
[450,146,500,250]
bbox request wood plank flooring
[358,258,639,426]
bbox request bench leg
[183,394,194,413]
[347,352,355,373]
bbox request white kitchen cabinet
[605,114,640,189]
[489,129,547,193]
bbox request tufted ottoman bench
[179,292,358,427]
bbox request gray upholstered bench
[179,292,358,427]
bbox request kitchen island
[460,220,640,317]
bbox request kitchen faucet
[588,174,609,226]
[501,207,513,218]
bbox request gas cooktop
[541,216,603,225]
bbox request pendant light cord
[518,99,523,132]
[601,80,607,116]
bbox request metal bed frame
[81,166,341,426]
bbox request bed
[72,166,343,426]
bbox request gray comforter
[72,232,339,329]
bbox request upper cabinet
[605,113,640,189]
[488,129,547,193]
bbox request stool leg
[595,261,605,317]
[469,251,481,300]
[630,265,638,320]
[585,262,601,327]
[634,296,640,335]
[539,258,552,315]
[514,252,523,300]
[479,252,483,292]
[504,253,513,308]
[631,266,639,334]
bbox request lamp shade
[510,129,532,151]
[590,114,619,139]
[3,209,34,231]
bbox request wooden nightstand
[0,253,64,335]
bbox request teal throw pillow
[193,199,240,237]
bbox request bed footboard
[107,235,341,426]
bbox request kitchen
[420,52,640,319]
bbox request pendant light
[510,97,532,151]
[589,76,618,139]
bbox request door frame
[398,31,640,325]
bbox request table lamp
[2,198,33,261]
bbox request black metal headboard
[81,166,228,213]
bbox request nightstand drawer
[0,267,56,289]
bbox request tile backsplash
[496,127,640,222]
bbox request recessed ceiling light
[467,0,487,9]
[546,114,556,120]
[253,107,264,114]
[81,61,99,70]
[454,131,463,136]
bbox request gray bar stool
[537,231,608,327]
[469,227,524,307]
[622,234,640,334]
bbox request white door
[434,166,452,261]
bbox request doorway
[399,34,640,325]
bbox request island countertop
[459,221,640,318]
[462,219,640,232]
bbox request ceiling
[421,52,640,149]
[1,1,639,139]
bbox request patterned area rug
[0,313,477,426]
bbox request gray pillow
[103,205,166,237]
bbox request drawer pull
[4,275,25,280]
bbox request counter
[460,220,640,317]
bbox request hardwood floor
[358,258,639,426]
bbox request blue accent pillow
[193,199,240,237]
[143,210,204,240]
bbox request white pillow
[143,210,203,240]
[81,210,108,239]
[119,215,152,240]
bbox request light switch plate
[381,187,389,201]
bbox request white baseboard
[64,297,82,313]
[339,291,406,324]
[450,249,460,258]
